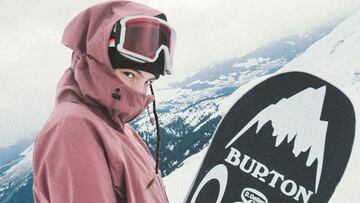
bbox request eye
[145,80,153,85]
[145,80,154,86]
[123,72,135,79]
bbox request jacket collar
[55,61,155,127]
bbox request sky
[0,0,360,148]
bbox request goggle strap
[119,53,146,63]
[115,20,121,47]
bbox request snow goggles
[110,15,176,75]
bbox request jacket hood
[56,0,165,126]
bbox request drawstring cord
[146,84,162,189]
[111,86,161,189]
[146,106,156,126]
[111,88,121,119]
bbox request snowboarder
[32,1,176,202]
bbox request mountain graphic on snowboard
[184,71,356,203]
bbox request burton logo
[226,86,328,194]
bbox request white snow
[0,144,34,198]
[163,147,208,202]
[285,40,296,46]
[258,57,271,63]
[164,9,360,203]
[233,58,259,69]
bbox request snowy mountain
[172,21,340,90]
[0,145,33,203]
[163,9,360,203]
[0,138,33,167]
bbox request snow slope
[0,144,33,201]
[164,9,360,203]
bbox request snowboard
[184,71,356,203]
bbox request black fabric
[154,13,167,21]
[108,13,168,79]
[108,48,164,79]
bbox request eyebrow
[133,69,143,75]
[132,69,157,81]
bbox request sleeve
[32,116,118,203]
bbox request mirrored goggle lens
[122,18,175,61]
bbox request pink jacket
[32,1,169,202]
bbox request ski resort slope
[279,9,360,203]
[163,9,360,203]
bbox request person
[32,0,176,202]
